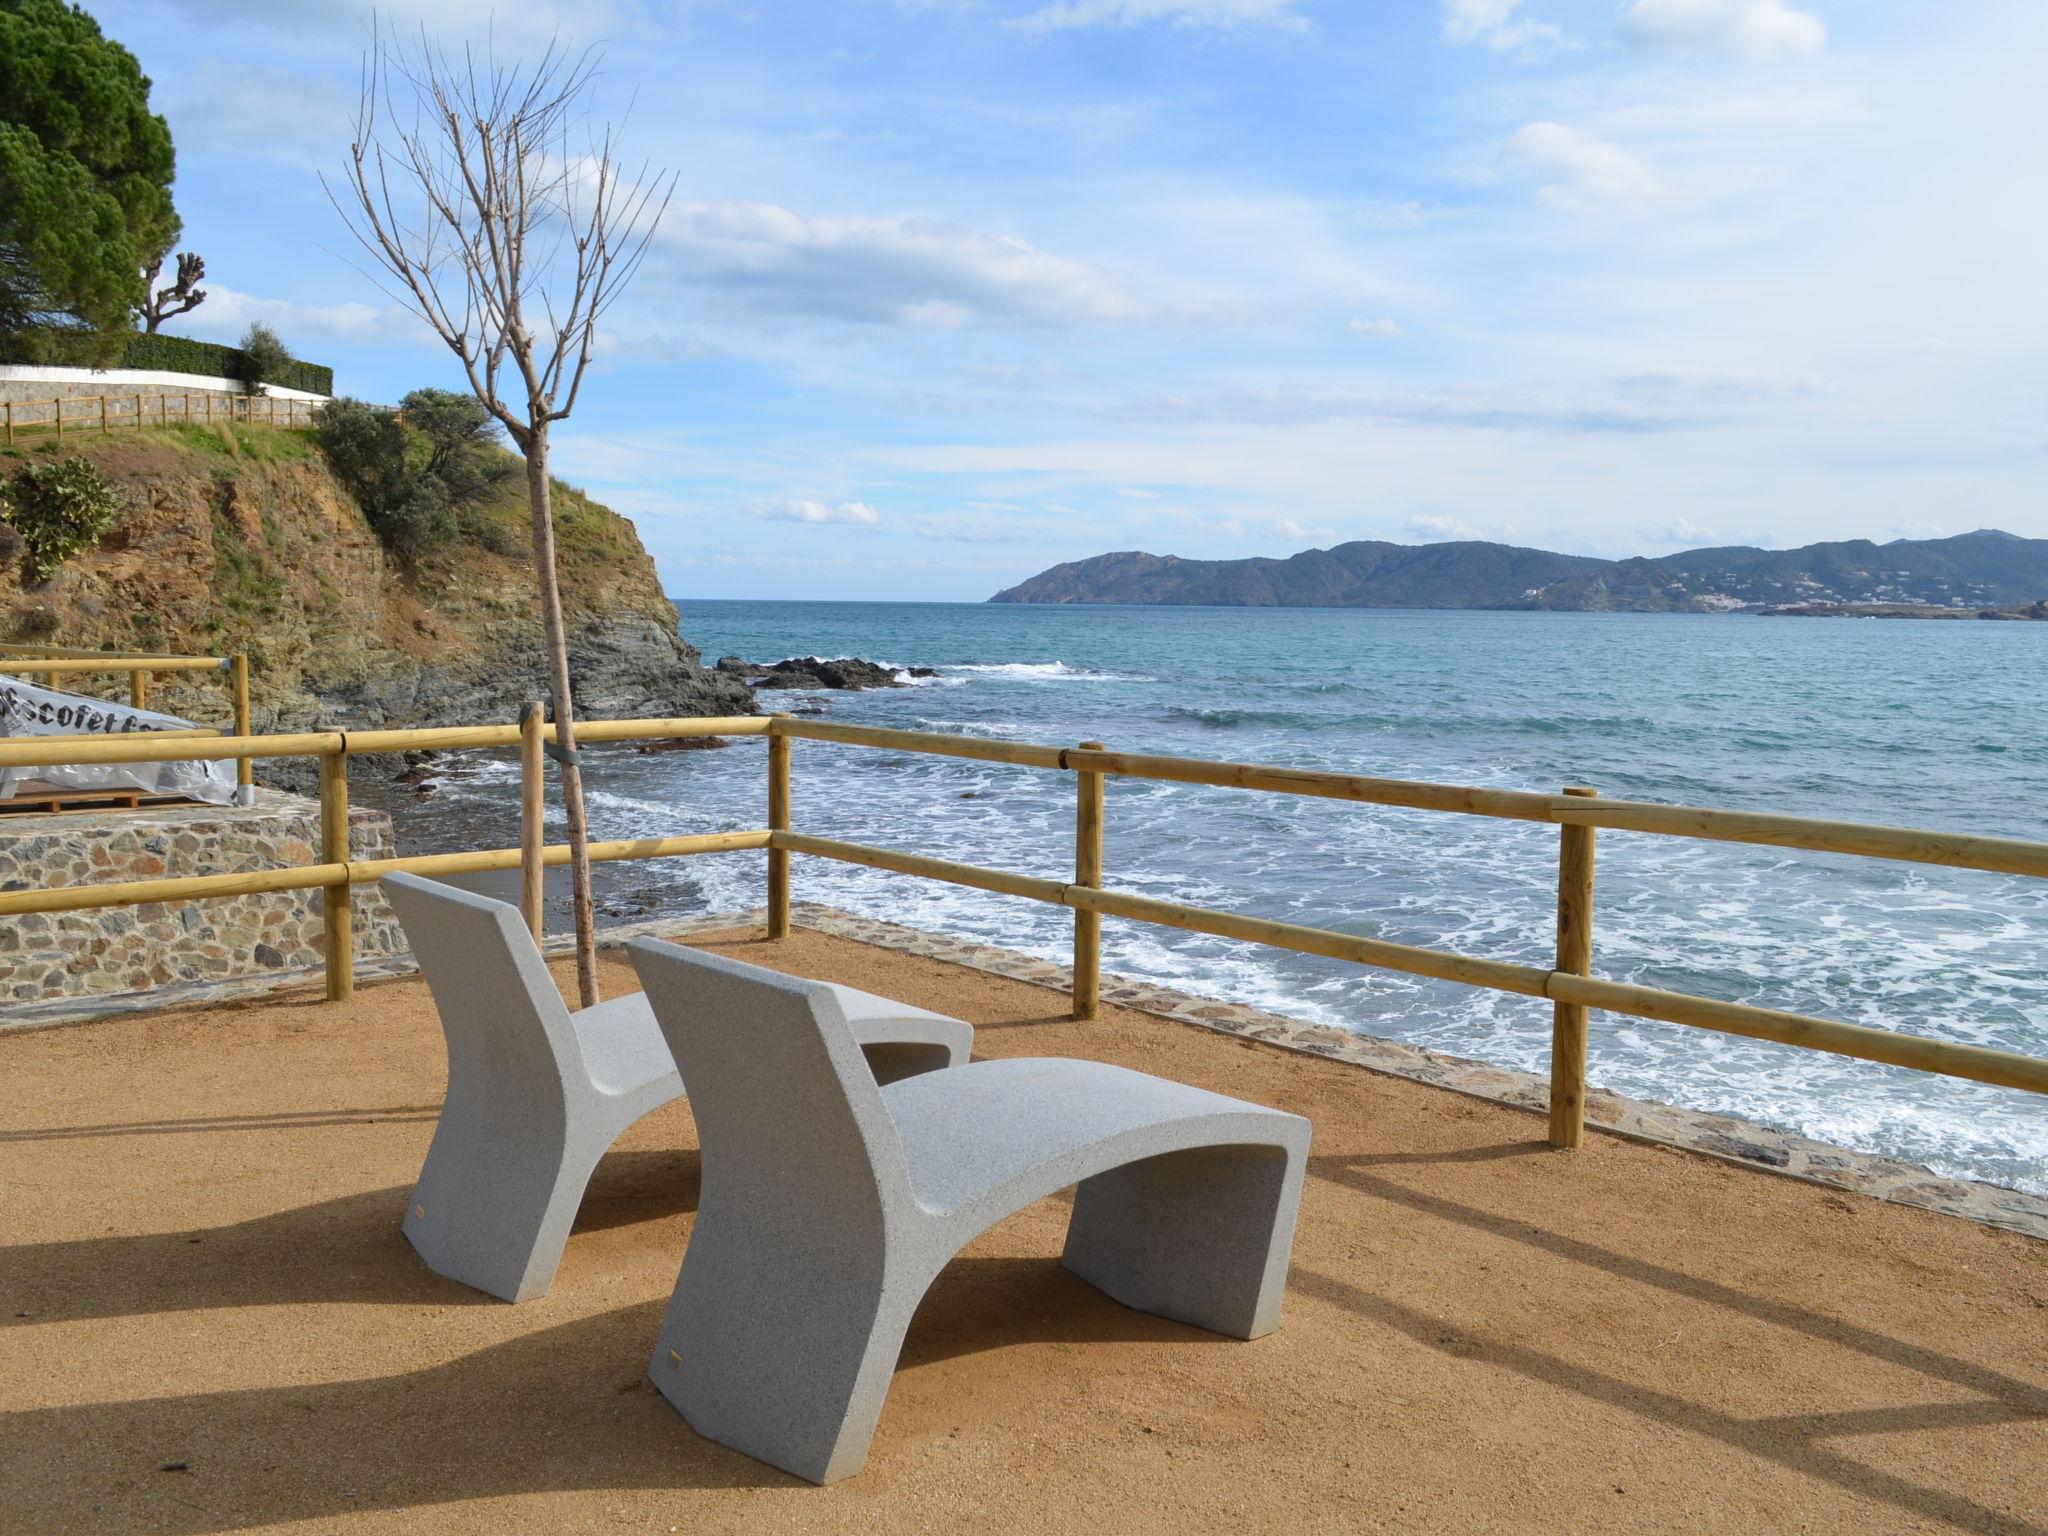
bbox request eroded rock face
[0,433,755,765]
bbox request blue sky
[89,0,2048,599]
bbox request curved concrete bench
[629,936,1310,1484]
[382,873,973,1303]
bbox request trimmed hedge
[120,332,333,395]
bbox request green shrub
[236,321,290,395]
[316,395,410,514]
[317,391,514,561]
[400,388,514,508]
[119,331,334,395]
[2,455,121,581]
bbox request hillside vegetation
[0,420,748,731]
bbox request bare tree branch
[323,26,677,1006]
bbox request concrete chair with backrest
[382,872,974,1304]
[628,936,1311,1485]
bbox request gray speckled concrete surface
[630,937,1309,1484]
[7,897,2041,1241]
[381,875,975,1304]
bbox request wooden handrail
[775,720,2048,882]
[4,648,248,735]
[8,656,229,674]
[7,709,2046,1142]
[0,830,774,918]
[770,831,2048,1100]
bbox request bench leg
[1062,1142,1304,1340]
[647,1209,917,1484]
[403,1113,611,1303]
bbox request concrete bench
[382,873,973,1303]
[629,936,1310,1483]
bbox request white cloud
[658,202,1153,329]
[178,285,430,350]
[1440,0,1571,56]
[168,62,351,169]
[906,515,1051,543]
[755,499,884,525]
[1620,0,1825,61]
[152,0,641,46]
[1407,514,1488,542]
[1346,317,1402,339]
[1012,0,1307,34]
[1502,122,1668,210]
[1206,514,1332,543]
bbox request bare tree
[329,33,674,1006]
[141,251,207,332]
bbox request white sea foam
[377,607,2048,1195]
[948,660,1156,683]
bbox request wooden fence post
[129,670,148,710]
[1548,785,1599,1149]
[54,397,63,440]
[231,654,252,793]
[767,716,792,938]
[320,749,354,1002]
[3,401,10,446]
[519,699,545,941]
[1072,740,1106,1020]
[134,394,143,431]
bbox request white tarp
[0,674,238,805]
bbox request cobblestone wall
[0,790,404,1006]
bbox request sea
[367,602,2048,1195]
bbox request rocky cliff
[0,421,751,739]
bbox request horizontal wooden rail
[22,727,221,743]
[774,831,2048,1099]
[342,715,766,754]
[778,718,1069,770]
[1544,973,2048,1097]
[0,643,189,659]
[0,731,343,770]
[776,831,1070,905]
[348,829,772,882]
[0,716,770,771]
[10,712,2046,1117]
[0,830,770,918]
[8,656,230,675]
[769,722,2048,882]
[0,861,350,916]
[1058,747,2048,880]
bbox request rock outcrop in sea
[715,655,931,691]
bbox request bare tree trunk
[525,429,600,1007]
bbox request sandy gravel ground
[2,926,2044,1535]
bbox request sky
[86,0,2048,600]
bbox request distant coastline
[1760,601,2048,621]
[990,528,2048,614]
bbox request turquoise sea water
[394,602,2048,1193]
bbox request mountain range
[987,530,2048,612]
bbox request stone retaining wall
[0,789,403,1006]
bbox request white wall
[0,364,329,402]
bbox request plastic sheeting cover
[0,674,237,805]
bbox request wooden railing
[1,709,2044,1150]
[0,392,321,444]
[0,646,251,792]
